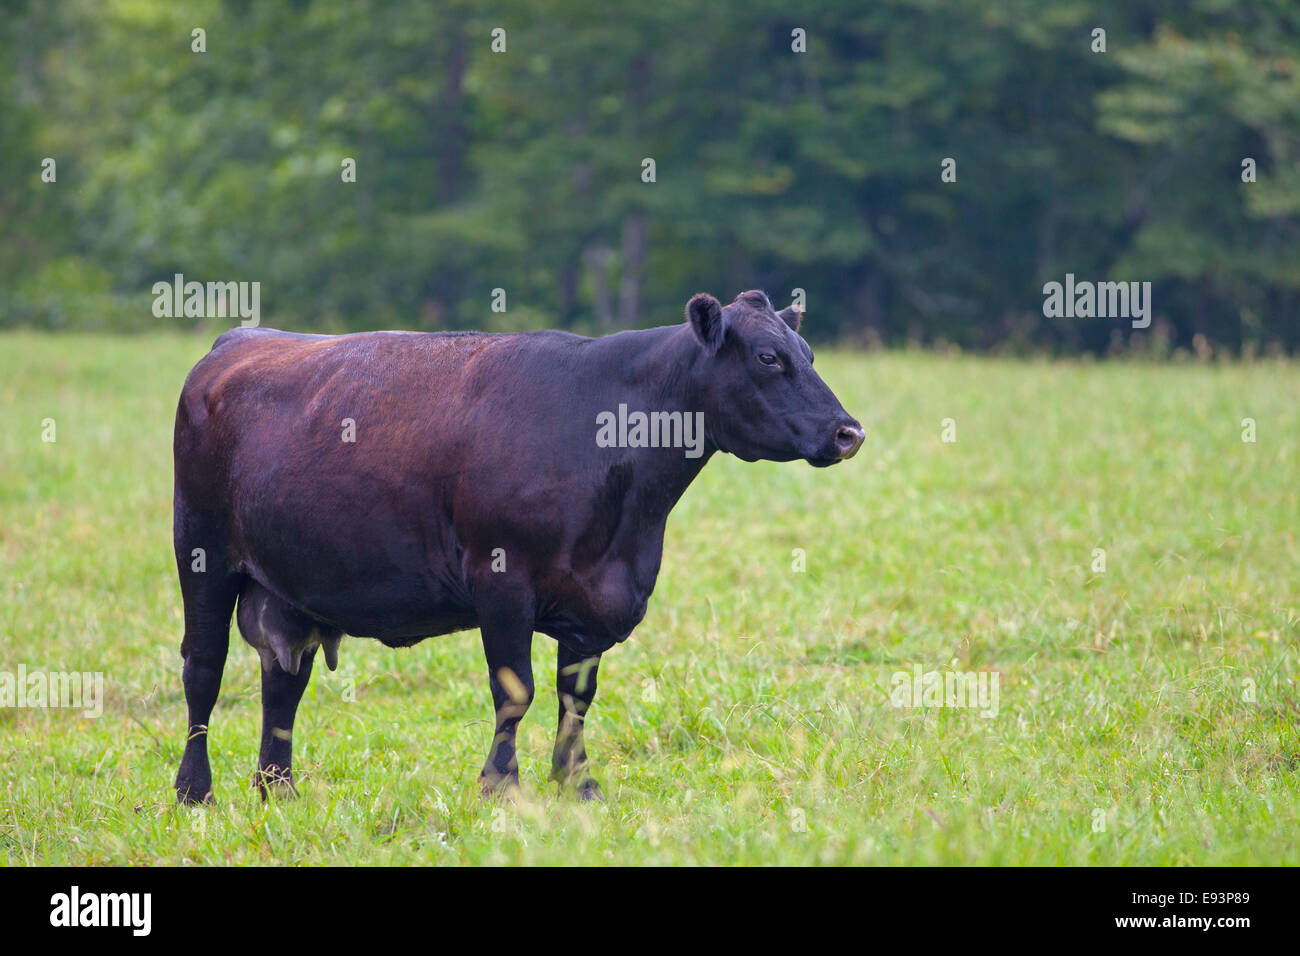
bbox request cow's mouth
[805,455,842,468]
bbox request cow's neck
[594,324,718,522]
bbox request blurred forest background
[2,0,1298,353]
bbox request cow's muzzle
[833,422,865,459]
[806,419,865,467]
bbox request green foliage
[1,0,1297,351]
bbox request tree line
[2,0,1297,353]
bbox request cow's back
[180,327,497,428]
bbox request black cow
[172,290,863,804]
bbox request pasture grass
[0,331,1297,865]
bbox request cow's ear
[777,304,803,333]
[686,293,726,354]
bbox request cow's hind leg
[236,580,341,798]
[256,647,316,798]
[174,523,240,805]
[551,646,603,800]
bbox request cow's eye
[758,352,781,368]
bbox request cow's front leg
[477,585,535,797]
[551,645,603,801]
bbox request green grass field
[1,331,1297,865]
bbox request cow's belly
[243,562,479,643]
[296,599,479,645]
[233,495,477,642]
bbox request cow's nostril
[834,424,865,459]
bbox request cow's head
[686,290,865,467]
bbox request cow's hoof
[575,778,604,802]
[553,771,605,802]
[255,766,299,801]
[175,785,214,807]
[478,770,520,801]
